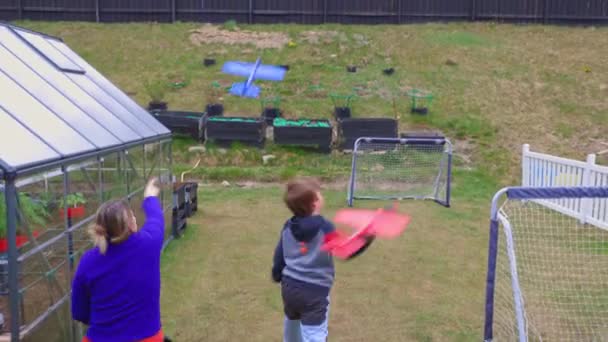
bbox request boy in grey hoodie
[272,177,337,342]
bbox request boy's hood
[288,215,328,242]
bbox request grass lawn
[14,21,608,181]
[159,171,495,341]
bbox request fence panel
[19,0,95,21]
[401,0,471,22]
[546,0,608,23]
[522,144,608,228]
[253,0,324,24]
[0,0,607,24]
[0,0,19,21]
[327,0,398,24]
[99,0,171,23]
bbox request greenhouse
[0,23,173,341]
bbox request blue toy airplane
[221,57,286,98]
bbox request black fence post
[397,0,402,24]
[248,0,253,24]
[171,0,176,22]
[17,0,23,20]
[95,0,100,22]
[323,0,328,23]
[471,0,476,21]
[542,0,548,24]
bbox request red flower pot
[0,231,40,253]
[59,206,86,219]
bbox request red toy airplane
[321,204,411,260]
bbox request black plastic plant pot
[411,107,429,115]
[148,101,168,111]
[205,116,267,148]
[273,118,333,153]
[339,118,398,150]
[206,103,224,117]
[185,182,198,214]
[383,68,395,75]
[334,107,351,121]
[150,110,205,141]
[280,65,290,71]
[347,66,357,73]
[172,183,188,236]
[204,58,216,66]
[262,108,282,125]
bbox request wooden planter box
[339,118,398,150]
[150,110,205,141]
[273,119,332,153]
[205,117,266,148]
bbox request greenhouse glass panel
[126,146,145,195]
[0,107,60,169]
[11,169,72,340]
[101,153,128,202]
[50,41,170,135]
[65,74,155,138]
[65,159,102,228]
[144,142,161,182]
[0,71,94,156]
[0,45,120,148]
[22,300,71,342]
[0,26,140,143]
[12,28,84,74]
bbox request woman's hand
[144,178,161,198]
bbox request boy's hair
[88,199,134,255]
[284,177,321,217]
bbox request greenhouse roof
[0,23,170,177]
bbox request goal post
[347,136,452,207]
[484,186,608,342]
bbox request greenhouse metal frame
[0,22,174,342]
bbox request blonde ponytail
[89,224,109,255]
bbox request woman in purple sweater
[71,178,165,342]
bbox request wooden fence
[1,0,607,24]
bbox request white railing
[522,144,608,229]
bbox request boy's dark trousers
[281,276,330,342]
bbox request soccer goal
[483,186,608,342]
[347,136,452,207]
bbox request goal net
[347,136,452,207]
[484,187,608,342]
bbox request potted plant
[203,58,216,67]
[59,193,87,219]
[383,67,395,75]
[0,193,47,253]
[329,93,357,121]
[260,96,282,125]
[407,88,434,115]
[205,81,224,117]
[144,79,168,111]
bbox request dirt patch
[189,24,289,49]
[299,30,347,45]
